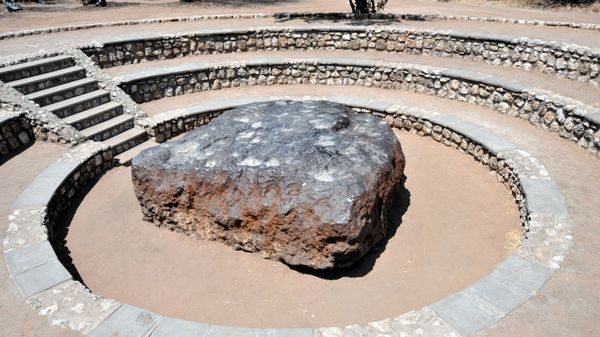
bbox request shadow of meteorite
[289,175,411,280]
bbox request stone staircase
[0,55,148,163]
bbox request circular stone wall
[65,128,521,328]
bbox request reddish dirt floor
[65,131,521,328]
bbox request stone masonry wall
[0,105,34,161]
[144,110,223,143]
[0,83,86,145]
[45,144,113,240]
[119,61,600,157]
[380,108,527,226]
[83,27,600,85]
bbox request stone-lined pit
[65,112,521,328]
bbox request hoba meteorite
[131,100,405,269]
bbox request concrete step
[105,127,149,156]
[114,140,157,166]
[26,78,99,107]
[6,66,86,95]
[62,101,123,131]
[80,114,134,142]
[44,89,111,119]
[0,55,74,83]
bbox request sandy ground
[65,131,521,328]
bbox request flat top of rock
[134,100,401,224]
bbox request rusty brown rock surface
[131,100,405,269]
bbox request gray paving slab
[520,177,570,220]
[12,160,78,209]
[0,111,19,124]
[497,150,550,180]
[325,95,366,108]
[38,160,80,178]
[316,95,342,105]
[245,57,288,67]
[102,34,163,45]
[0,55,71,75]
[479,76,529,93]
[4,240,57,276]
[430,289,503,336]
[440,118,481,135]
[583,109,600,125]
[493,254,553,293]
[261,328,314,337]
[469,270,533,314]
[328,57,376,68]
[429,114,518,154]
[117,66,189,83]
[206,325,261,337]
[440,68,528,92]
[12,177,61,209]
[10,259,72,298]
[461,127,518,154]
[365,99,393,113]
[441,68,491,84]
[89,304,160,337]
[427,113,462,129]
[150,317,210,337]
[450,31,514,44]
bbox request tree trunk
[348,0,356,13]
[354,0,370,13]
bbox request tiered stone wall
[0,83,85,145]
[118,60,600,157]
[0,104,34,161]
[83,27,600,85]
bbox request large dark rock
[131,100,405,269]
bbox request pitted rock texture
[131,100,405,269]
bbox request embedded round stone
[131,100,405,269]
